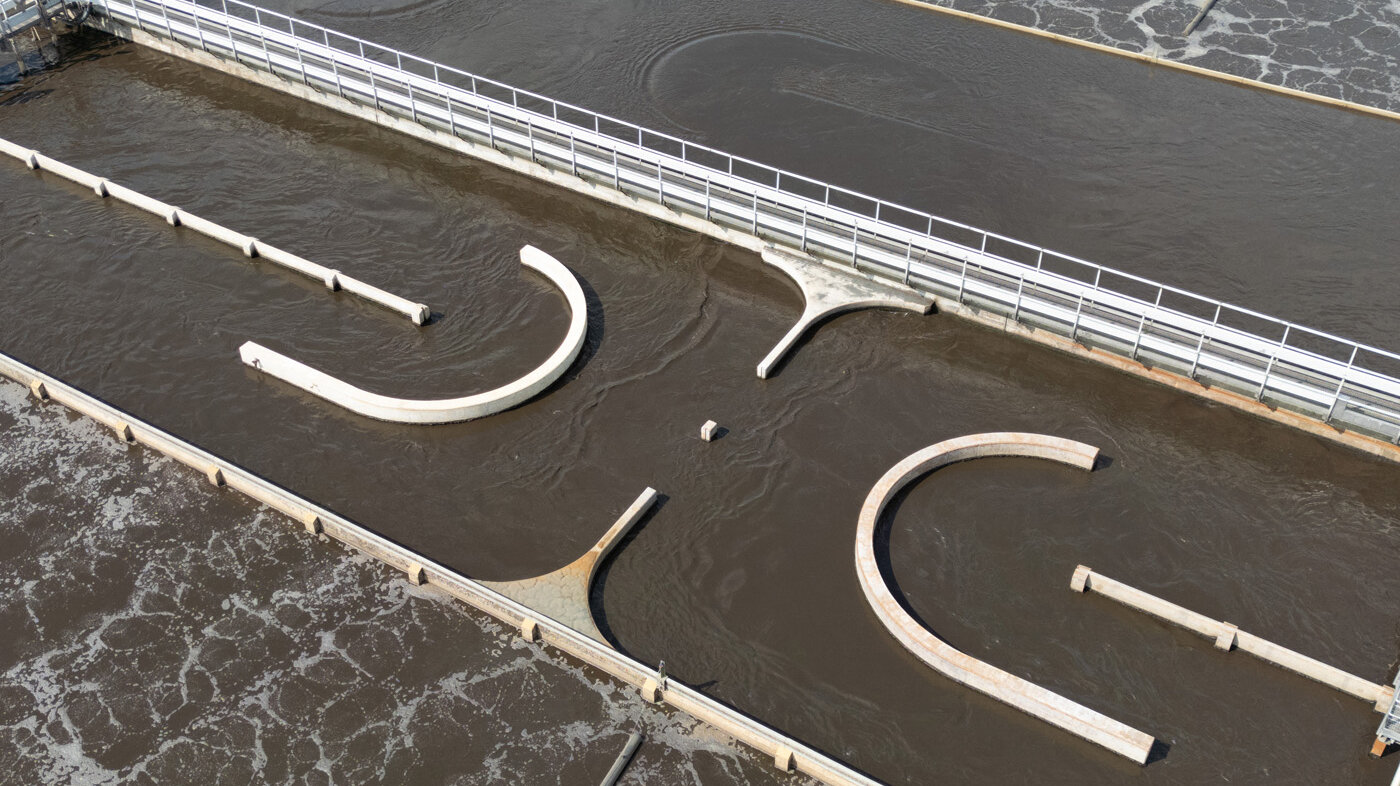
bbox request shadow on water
[590,491,667,652]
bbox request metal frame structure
[82,0,1400,446]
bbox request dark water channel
[3,2,1400,783]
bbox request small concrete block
[700,420,719,442]
[1214,622,1238,651]
[406,562,426,586]
[242,238,259,258]
[28,380,48,401]
[641,677,662,704]
[165,208,181,227]
[520,617,539,641]
[206,464,226,487]
[1371,737,1388,758]
[324,271,341,292]
[94,179,109,197]
[301,512,323,535]
[773,746,795,773]
[1070,565,1092,593]
[115,422,135,445]
[25,151,38,169]
[412,304,429,326]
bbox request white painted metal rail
[81,0,1400,447]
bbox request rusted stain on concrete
[482,487,658,646]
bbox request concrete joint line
[856,434,1156,763]
[241,245,588,424]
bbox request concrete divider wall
[76,0,1400,464]
[855,433,1157,763]
[1071,566,1395,710]
[0,351,880,786]
[0,136,431,326]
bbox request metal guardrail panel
[78,0,1400,446]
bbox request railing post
[486,105,495,150]
[751,192,758,234]
[526,117,536,162]
[1256,324,1291,401]
[1324,345,1359,424]
[291,35,308,85]
[799,205,808,252]
[1188,303,1222,380]
[955,256,970,304]
[1070,269,1101,343]
[612,149,619,191]
[1129,288,1163,362]
[851,221,859,267]
[657,161,664,206]
[159,1,172,41]
[1012,249,1042,323]
[328,37,345,98]
[191,5,209,53]
[568,129,577,177]
[903,241,913,286]
[252,8,270,72]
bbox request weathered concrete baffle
[855,432,1156,763]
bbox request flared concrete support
[482,487,658,646]
[757,249,932,379]
[855,433,1156,763]
[241,245,587,424]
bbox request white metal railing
[85,0,1400,446]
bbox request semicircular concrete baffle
[239,245,588,424]
[855,432,1157,764]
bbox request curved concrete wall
[240,245,587,424]
[0,136,431,325]
[855,432,1156,763]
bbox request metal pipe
[599,732,642,786]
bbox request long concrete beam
[240,245,587,424]
[0,351,882,786]
[855,433,1157,763]
[1070,565,1395,710]
[0,136,431,325]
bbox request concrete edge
[884,0,1400,125]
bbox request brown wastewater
[4,0,1400,783]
